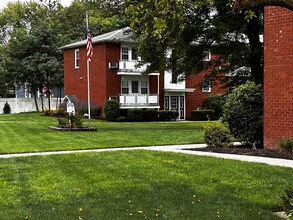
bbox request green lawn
[0,151,292,219]
[0,113,207,154]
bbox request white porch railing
[119,94,159,107]
[118,61,148,73]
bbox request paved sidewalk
[0,144,292,168]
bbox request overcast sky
[0,0,73,9]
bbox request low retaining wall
[0,98,60,114]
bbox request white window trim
[203,51,211,62]
[75,49,80,69]
[121,45,141,61]
[121,79,149,95]
[202,79,212,93]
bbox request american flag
[87,30,93,62]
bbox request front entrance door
[165,95,185,120]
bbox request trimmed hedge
[143,108,158,121]
[191,109,215,121]
[127,108,143,122]
[158,110,178,121]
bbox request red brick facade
[264,6,293,148]
[63,40,226,119]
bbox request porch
[119,94,160,108]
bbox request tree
[7,20,63,111]
[229,0,293,11]
[127,0,262,87]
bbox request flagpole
[86,12,91,128]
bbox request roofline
[60,27,137,50]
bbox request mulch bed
[186,146,293,160]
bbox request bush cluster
[222,81,263,149]
[143,108,158,121]
[58,113,83,128]
[205,93,227,119]
[278,138,293,153]
[204,122,232,148]
[127,108,143,122]
[158,110,178,121]
[191,109,215,121]
[3,101,11,114]
[104,100,120,121]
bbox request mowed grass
[0,151,292,219]
[0,113,206,154]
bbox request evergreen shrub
[205,93,227,119]
[158,110,178,121]
[143,108,158,121]
[191,109,215,121]
[3,101,11,114]
[204,122,232,148]
[104,100,120,122]
[222,81,263,149]
[127,108,143,122]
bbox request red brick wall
[185,71,227,120]
[64,43,121,115]
[264,6,293,148]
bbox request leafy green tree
[127,0,263,87]
[7,20,63,111]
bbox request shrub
[278,138,293,153]
[204,122,232,148]
[104,100,120,122]
[127,108,143,122]
[3,101,11,114]
[116,116,126,122]
[58,113,83,128]
[74,102,101,116]
[191,109,215,121]
[280,188,293,218]
[158,110,178,121]
[143,108,158,121]
[222,81,263,149]
[205,93,227,119]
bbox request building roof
[60,27,135,50]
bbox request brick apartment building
[264,6,293,148]
[61,27,226,120]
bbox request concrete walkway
[0,144,292,168]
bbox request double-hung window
[75,49,80,68]
[141,81,148,94]
[121,47,129,60]
[122,81,129,94]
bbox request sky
[0,0,73,9]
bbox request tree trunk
[245,8,263,85]
[33,91,39,112]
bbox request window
[132,81,139,93]
[141,81,148,94]
[75,49,80,68]
[203,51,211,61]
[121,47,129,60]
[122,81,129,94]
[202,79,212,92]
[132,48,138,60]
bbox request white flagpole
[86,12,91,128]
